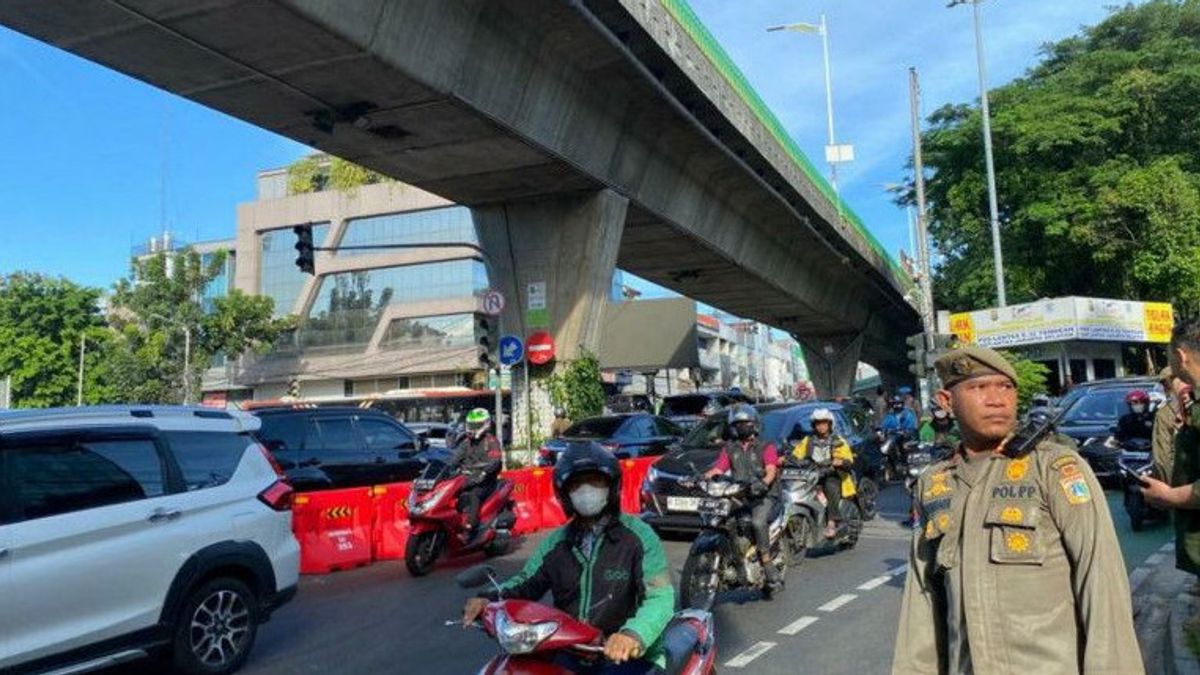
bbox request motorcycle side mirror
[456,564,497,590]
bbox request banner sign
[947,297,1173,348]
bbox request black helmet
[727,403,759,440]
[552,441,621,518]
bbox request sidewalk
[1131,541,1200,675]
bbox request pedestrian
[1151,366,1188,483]
[893,344,1142,675]
[1142,320,1200,576]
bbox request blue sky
[0,1,1121,292]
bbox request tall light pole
[768,15,854,203]
[950,0,1006,307]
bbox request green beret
[934,344,1018,390]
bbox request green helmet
[466,408,492,439]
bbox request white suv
[0,406,301,675]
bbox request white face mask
[569,484,609,517]
[1131,404,1146,414]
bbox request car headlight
[495,611,558,655]
[408,483,453,515]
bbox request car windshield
[1062,388,1132,423]
[662,395,714,417]
[564,417,626,439]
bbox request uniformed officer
[893,344,1142,675]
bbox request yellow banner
[1143,303,1174,343]
[949,312,975,345]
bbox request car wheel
[172,577,259,675]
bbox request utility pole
[76,333,86,406]
[909,67,937,406]
[182,324,192,405]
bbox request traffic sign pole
[496,313,505,469]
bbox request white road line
[777,616,819,636]
[858,575,892,591]
[887,564,909,577]
[819,593,858,612]
[724,641,777,668]
[1145,553,1165,566]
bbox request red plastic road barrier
[619,458,655,515]
[532,468,568,528]
[370,482,413,561]
[501,468,542,534]
[292,487,375,574]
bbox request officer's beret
[934,344,1018,390]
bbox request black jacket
[486,513,675,650]
[1116,411,1154,442]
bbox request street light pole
[76,333,86,406]
[952,0,1006,307]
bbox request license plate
[699,498,729,515]
[667,496,701,512]
[414,479,437,491]
[780,468,805,480]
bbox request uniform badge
[1005,530,1031,553]
[1058,461,1091,504]
[951,357,976,376]
[925,519,936,538]
[1005,457,1029,481]
[924,472,951,499]
[1000,506,1023,524]
[936,512,951,532]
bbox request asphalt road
[121,483,1171,675]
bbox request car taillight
[258,480,294,511]
[258,443,286,478]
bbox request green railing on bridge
[659,0,912,288]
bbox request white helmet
[810,408,835,424]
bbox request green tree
[286,155,389,195]
[909,0,1200,315]
[546,350,606,421]
[107,249,293,404]
[999,350,1051,412]
[0,273,113,407]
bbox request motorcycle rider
[1116,390,1155,443]
[789,408,855,538]
[928,406,956,447]
[881,395,919,436]
[462,442,675,672]
[550,406,573,439]
[448,408,503,541]
[703,403,783,590]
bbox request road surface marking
[778,616,819,636]
[1146,553,1165,567]
[887,564,909,577]
[725,641,777,668]
[819,594,858,612]
[858,575,892,591]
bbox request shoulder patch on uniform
[1057,461,1091,505]
[1049,455,1078,472]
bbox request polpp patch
[1005,457,1029,481]
[992,484,1037,499]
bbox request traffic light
[287,378,300,398]
[906,333,927,378]
[931,333,960,352]
[293,224,315,275]
[477,315,497,369]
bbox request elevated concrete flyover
[0,0,919,392]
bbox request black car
[640,401,882,532]
[537,413,685,466]
[1054,378,1158,484]
[252,406,428,491]
[660,391,752,430]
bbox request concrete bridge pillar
[798,333,865,399]
[472,189,628,451]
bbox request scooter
[876,429,912,483]
[676,474,787,611]
[405,459,516,576]
[454,565,717,675]
[1118,438,1168,532]
[778,461,863,566]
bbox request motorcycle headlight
[908,466,921,477]
[703,481,741,497]
[494,611,558,655]
[408,483,453,515]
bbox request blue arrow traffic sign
[499,335,524,366]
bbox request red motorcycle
[405,460,516,576]
[454,565,718,675]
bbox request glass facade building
[259,223,329,317]
[200,250,236,313]
[338,206,476,254]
